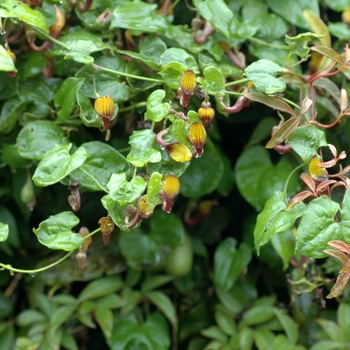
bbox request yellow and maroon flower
[98,216,114,246]
[94,95,115,118]
[5,49,16,78]
[187,121,206,158]
[50,5,66,39]
[165,142,192,163]
[180,69,197,95]
[161,174,180,212]
[198,101,215,126]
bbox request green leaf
[32,143,88,186]
[341,188,350,243]
[0,98,31,134]
[149,210,185,249]
[214,306,236,337]
[144,89,171,122]
[324,0,350,11]
[288,124,328,162]
[33,211,83,251]
[95,294,124,310]
[266,0,319,29]
[0,0,49,32]
[201,325,228,343]
[193,0,233,37]
[110,2,169,33]
[338,301,350,341]
[270,230,296,270]
[158,62,185,90]
[147,172,163,208]
[54,77,85,120]
[16,120,69,160]
[244,59,286,94]
[0,222,9,242]
[107,173,146,205]
[285,32,325,59]
[295,196,342,258]
[313,78,341,103]
[242,305,275,326]
[61,330,79,350]
[180,138,224,199]
[0,326,15,350]
[273,308,298,344]
[69,141,131,191]
[127,129,162,167]
[64,40,97,64]
[303,9,331,47]
[197,66,225,95]
[315,319,345,343]
[214,238,252,293]
[310,340,349,350]
[160,48,200,73]
[78,276,124,302]
[145,291,178,331]
[0,45,16,72]
[50,305,77,330]
[141,275,174,293]
[17,309,45,327]
[95,305,113,339]
[234,146,273,212]
[76,91,101,128]
[254,192,305,254]
[265,117,299,149]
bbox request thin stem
[225,78,249,87]
[78,167,109,193]
[248,36,290,49]
[35,27,70,50]
[280,97,300,110]
[117,147,131,153]
[118,102,147,113]
[93,64,164,83]
[224,90,243,97]
[284,163,305,194]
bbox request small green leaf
[17,120,69,160]
[0,98,31,134]
[0,222,9,242]
[214,238,252,293]
[341,188,350,243]
[273,308,298,344]
[0,45,16,72]
[158,62,185,90]
[54,77,85,120]
[78,276,124,302]
[95,294,124,310]
[288,124,327,162]
[197,66,225,95]
[145,291,178,331]
[338,301,350,341]
[244,59,286,94]
[265,118,299,149]
[160,48,199,73]
[214,306,236,337]
[303,9,331,47]
[193,0,233,37]
[242,305,275,326]
[295,196,342,258]
[144,89,171,122]
[271,230,296,270]
[315,319,345,343]
[32,144,88,186]
[0,0,49,32]
[285,32,325,59]
[141,275,174,293]
[201,325,228,343]
[33,211,83,251]
[50,305,77,330]
[76,91,101,128]
[310,46,344,65]
[147,172,163,208]
[95,305,113,339]
[17,309,45,327]
[64,40,97,64]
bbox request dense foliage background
[2,0,350,349]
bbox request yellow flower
[94,95,115,118]
[166,142,192,163]
[138,194,155,218]
[309,155,328,182]
[198,101,215,126]
[50,5,66,39]
[162,174,180,199]
[180,69,197,95]
[187,122,206,150]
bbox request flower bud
[187,122,206,158]
[161,174,180,213]
[180,69,197,95]
[198,101,215,126]
[165,142,192,163]
[94,95,115,118]
[6,49,17,77]
[76,250,87,270]
[98,216,114,246]
[138,194,154,218]
[50,5,66,39]
[309,155,328,182]
[79,226,92,253]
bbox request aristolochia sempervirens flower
[165,142,192,163]
[5,49,16,78]
[50,5,66,38]
[138,194,155,218]
[198,101,215,126]
[160,174,180,213]
[98,216,114,246]
[94,95,115,131]
[187,121,207,158]
[309,155,329,182]
[178,69,197,107]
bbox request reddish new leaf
[286,191,315,211]
[265,118,299,149]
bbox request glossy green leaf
[141,275,174,293]
[239,327,254,350]
[193,0,233,37]
[338,302,350,341]
[242,305,275,326]
[266,0,319,29]
[127,129,162,167]
[313,77,341,103]
[158,62,185,90]
[273,308,298,344]
[245,92,297,116]
[16,309,45,327]
[285,32,324,59]
[119,229,159,269]
[0,45,16,72]
[33,211,82,251]
[0,98,31,134]
[0,0,49,32]
[95,305,113,339]
[180,139,224,199]
[69,141,131,191]
[0,73,16,100]
[214,238,252,293]
[0,222,9,242]
[76,91,101,128]
[234,146,273,212]
[54,77,85,121]
[145,291,178,331]
[214,306,236,337]
[78,276,124,302]
[288,124,327,162]
[147,172,163,208]
[265,117,299,149]
[310,340,349,350]
[310,46,344,65]
[201,326,228,343]
[254,191,305,254]
[149,210,185,249]
[341,188,350,243]
[315,319,345,342]
[95,294,124,310]
[245,59,286,94]
[160,48,200,73]
[270,230,295,270]
[303,9,331,47]
[107,173,146,205]
[197,66,225,95]
[17,120,69,160]
[144,89,171,122]
[110,2,169,33]
[64,40,97,64]
[50,305,77,330]
[101,194,129,230]
[324,0,350,11]
[61,330,79,350]
[32,143,88,186]
[295,196,342,258]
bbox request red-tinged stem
[79,0,93,12]
[310,113,343,129]
[274,144,292,153]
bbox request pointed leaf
[265,118,299,149]
[310,46,344,65]
[303,10,331,47]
